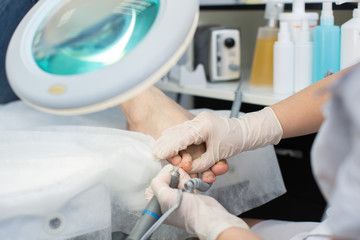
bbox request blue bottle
[312,1,340,83]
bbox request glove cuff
[239,107,283,151]
[206,216,249,240]
[264,107,283,145]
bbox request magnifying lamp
[6,0,199,115]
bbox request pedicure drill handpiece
[126,165,180,240]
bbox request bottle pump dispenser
[250,2,284,87]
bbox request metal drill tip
[173,163,181,172]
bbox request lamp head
[6,0,199,115]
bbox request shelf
[156,67,291,106]
[199,2,357,10]
[200,4,266,10]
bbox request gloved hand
[148,165,249,240]
[153,107,283,173]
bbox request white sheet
[0,101,286,239]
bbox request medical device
[184,177,212,192]
[126,165,212,240]
[127,165,180,240]
[209,28,241,82]
[128,164,212,240]
[6,0,199,115]
[194,26,241,82]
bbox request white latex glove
[153,107,283,173]
[149,165,249,240]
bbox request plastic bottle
[341,3,360,69]
[278,0,318,42]
[312,1,340,83]
[294,18,313,92]
[250,3,284,87]
[273,21,294,95]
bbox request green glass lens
[32,0,159,75]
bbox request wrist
[216,227,263,240]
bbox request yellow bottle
[250,27,278,87]
[250,3,283,87]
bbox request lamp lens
[32,0,159,75]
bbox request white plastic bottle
[341,3,360,69]
[294,18,313,92]
[273,21,294,95]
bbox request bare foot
[120,86,193,139]
[119,86,229,182]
